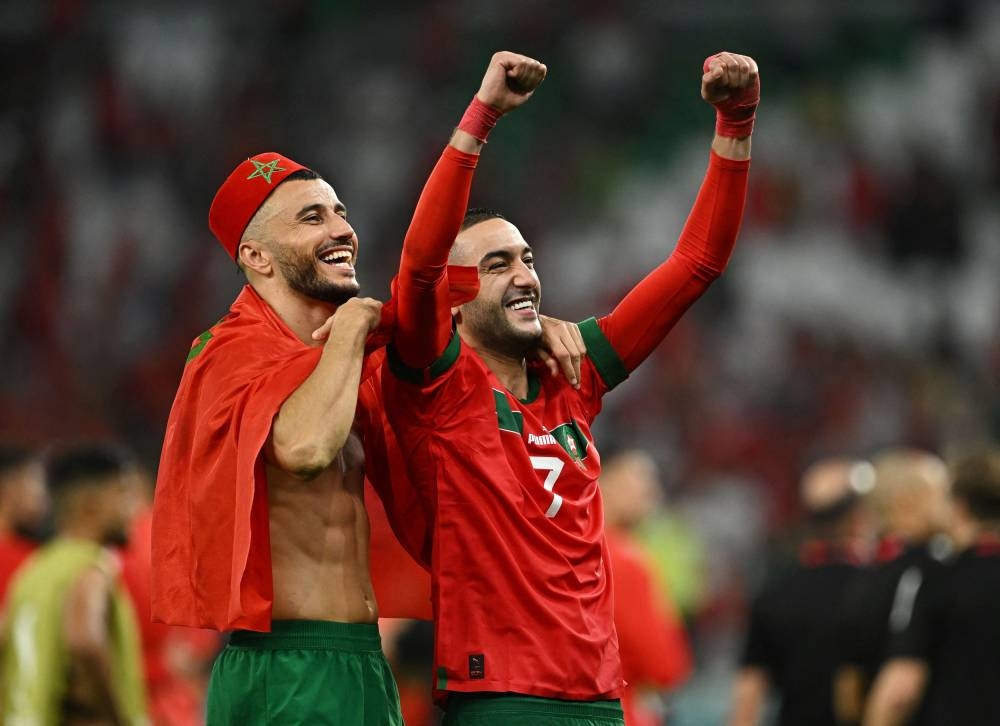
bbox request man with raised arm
[152,51,563,725]
[381,52,759,725]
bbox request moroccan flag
[152,271,476,631]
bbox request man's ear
[238,240,273,276]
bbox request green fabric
[494,389,525,434]
[206,620,402,725]
[387,328,462,384]
[1,539,147,725]
[444,693,624,725]
[577,317,629,390]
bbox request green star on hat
[246,158,286,184]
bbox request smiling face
[451,217,542,358]
[239,177,360,305]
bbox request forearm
[600,149,749,371]
[712,132,751,161]
[73,648,128,726]
[271,322,368,478]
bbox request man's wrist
[457,96,503,143]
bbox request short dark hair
[952,447,1000,522]
[461,208,507,232]
[0,446,34,478]
[46,444,132,498]
[284,168,322,183]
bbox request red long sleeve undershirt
[598,150,750,372]
[394,145,479,369]
[394,147,750,375]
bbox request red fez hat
[209,152,311,259]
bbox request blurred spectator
[864,445,1000,726]
[0,444,147,724]
[729,458,875,726]
[118,466,219,726]
[0,446,48,604]
[835,449,951,725]
[602,449,693,726]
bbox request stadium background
[1,0,998,722]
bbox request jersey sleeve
[594,151,749,373]
[885,564,944,662]
[392,146,479,370]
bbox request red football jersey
[382,317,630,702]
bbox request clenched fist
[702,52,760,138]
[476,52,547,114]
[311,297,383,342]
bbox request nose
[510,258,537,288]
[328,215,355,243]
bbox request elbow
[270,431,348,480]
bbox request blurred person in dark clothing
[864,446,1000,726]
[834,450,951,725]
[0,446,48,604]
[601,449,692,726]
[729,458,875,726]
[0,444,147,725]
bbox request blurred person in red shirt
[601,449,693,725]
[0,446,48,604]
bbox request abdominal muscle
[266,432,377,623]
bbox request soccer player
[834,449,951,724]
[151,51,565,724]
[0,446,48,604]
[0,444,147,725]
[863,446,1000,726]
[729,458,875,726]
[380,52,759,724]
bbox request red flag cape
[152,270,476,631]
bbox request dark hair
[46,444,133,497]
[952,447,1000,521]
[0,446,34,478]
[461,207,507,232]
[283,168,322,183]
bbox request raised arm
[597,53,758,372]
[393,52,546,369]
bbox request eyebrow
[296,201,347,219]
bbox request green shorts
[442,693,625,726]
[206,620,402,726]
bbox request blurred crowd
[2,0,1000,723]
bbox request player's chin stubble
[464,299,541,359]
[273,245,360,306]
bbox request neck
[466,338,529,399]
[58,520,105,544]
[251,280,336,345]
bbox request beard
[460,296,542,359]
[271,243,360,305]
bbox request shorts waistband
[228,620,382,653]
[446,693,623,719]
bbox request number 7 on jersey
[530,456,564,517]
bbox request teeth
[320,250,352,264]
[510,300,533,310]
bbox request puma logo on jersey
[528,433,558,446]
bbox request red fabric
[456,96,503,143]
[598,152,750,371]
[382,348,625,702]
[208,152,308,258]
[394,146,479,368]
[703,53,760,138]
[150,284,473,631]
[607,529,691,726]
[0,534,36,605]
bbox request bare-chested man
[151,51,561,725]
